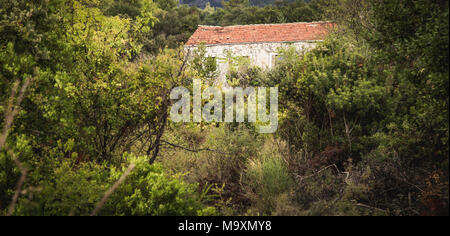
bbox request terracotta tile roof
[186,22,335,46]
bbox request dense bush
[11,153,213,216]
[101,154,215,216]
[243,139,293,214]
[158,124,264,214]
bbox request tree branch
[6,147,27,216]
[160,140,231,156]
[0,75,33,149]
[1,72,34,216]
[298,164,350,184]
[91,163,136,216]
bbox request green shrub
[160,124,264,213]
[101,154,215,216]
[14,159,109,216]
[243,151,293,214]
[12,153,214,216]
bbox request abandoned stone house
[185,21,334,84]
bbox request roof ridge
[197,21,334,28]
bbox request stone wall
[186,41,319,85]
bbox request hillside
[1,0,448,218]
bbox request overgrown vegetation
[1,0,448,216]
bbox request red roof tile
[186,22,335,46]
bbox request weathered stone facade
[186,41,318,84]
